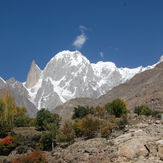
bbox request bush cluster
[11,150,47,163]
[70,99,129,139]
[105,99,128,117]
[0,136,15,155]
[134,105,160,116]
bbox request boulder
[118,138,148,159]
[156,140,163,160]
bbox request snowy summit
[22,50,159,111]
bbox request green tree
[36,109,61,150]
[13,107,30,127]
[72,106,92,119]
[36,108,54,131]
[43,122,59,151]
[105,99,128,117]
[36,108,61,131]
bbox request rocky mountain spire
[25,60,41,89]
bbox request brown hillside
[52,62,163,121]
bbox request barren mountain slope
[52,61,163,121]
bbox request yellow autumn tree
[1,90,17,125]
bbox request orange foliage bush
[0,136,14,155]
[11,150,47,163]
[0,136,14,145]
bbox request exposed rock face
[25,60,41,89]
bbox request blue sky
[0,0,163,82]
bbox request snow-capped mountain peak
[23,50,160,111]
[158,55,163,63]
[51,50,90,66]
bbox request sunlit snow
[23,51,160,110]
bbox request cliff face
[25,60,41,89]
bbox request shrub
[57,121,75,142]
[100,121,113,138]
[72,106,92,119]
[151,110,160,117]
[56,134,68,142]
[92,106,107,119]
[73,119,84,137]
[39,132,53,151]
[134,106,142,115]
[0,136,15,155]
[29,118,37,127]
[134,105,152,116]
[12,134,24,147]
[105,99,128,117]
[116,115,128,129]
[11,150,47,163]
[134,105,161,117]
[78,115,101,138]
[16,146,28,154]
[24,134,40,149]
[0,122,13,137]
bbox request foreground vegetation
[0,91,161,162]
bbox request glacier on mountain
[23,50,158,111]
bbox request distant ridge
[52,61,163,122]
[0,50,162,117]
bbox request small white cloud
[73,34,87,49]
[72,25,88,49]
[99,52,104,57]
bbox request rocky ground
[1,115,163,163]
[45,115,163,163]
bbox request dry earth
[1,115,163,163]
